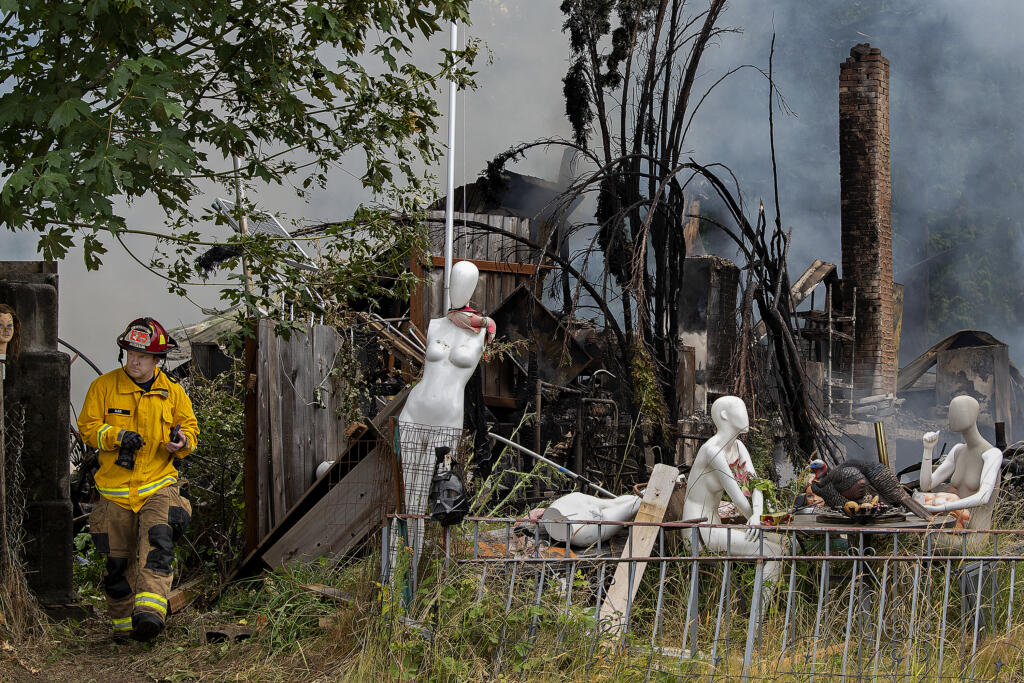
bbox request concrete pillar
[0,262,73,604]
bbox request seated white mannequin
[541,492,642,547]
[915,395,1001,548]
[681,396,784,582]
[391,260,490,582]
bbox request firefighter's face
[124,349,159,382]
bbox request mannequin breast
[399,317,485,429]
[949,445,984,495]
[681,459,725,522]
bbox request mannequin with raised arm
[391,260,493,583]
[681,396,784,582]
[916,396,1001,539]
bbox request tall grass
[194,482,1024,681]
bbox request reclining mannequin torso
[681,396,784,581]
[391,261,489,581]
[541,492,642,547]
[917,395,1001,536]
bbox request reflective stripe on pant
[89,484,191,629]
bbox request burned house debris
[8,23,1024,679]
[213,44,1024,585]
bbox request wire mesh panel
[259,429,390,568]
[386,422,467,592]
[372,517,1024,681]
[0,401,36,638]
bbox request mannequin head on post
[711,395,749,438]
[449,260,479,310]
[948,395,981,433]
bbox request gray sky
[4,0,1024,409]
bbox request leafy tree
[0,0,476,314]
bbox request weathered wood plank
[325,326,349,461]
[677,345,695,417]
[501,216,519,300]
[244,323,259,553]
[427,256,539,276]
[256,320,272,539]
[408,256,427,349]
[263,321,288,529]
[485,213,501,266]
[277,329,298,514]
[294,328,317,507]
[262,445,392,567]
[517,217,532,263]
[312,326,342,471]
[600,463,680,637]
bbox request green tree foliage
[0,0,475,310]
[175,362,246,578]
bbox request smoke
[676,1,1024,363]
[6,0,1024,409]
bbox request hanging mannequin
[916,395,1001,544]
[681,396,784,582]
[541,492,642,547]
[391,260,493,582]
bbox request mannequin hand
[922,431,940,451]
[922,502,946,514]
[744,522,764,543]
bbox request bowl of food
[841,498,891,523]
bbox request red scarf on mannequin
[447,306,496,360]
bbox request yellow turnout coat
[78,367,199,512]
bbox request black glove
[115,431,145,470]
[120,431,145,451]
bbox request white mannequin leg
[702,526,784,583]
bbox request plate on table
[816,505,907,525]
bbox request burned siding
[679,256,739,412]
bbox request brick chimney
[839,44,896,397]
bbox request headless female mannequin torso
[391,261,490,584]
[399,316,485,428]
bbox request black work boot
[130,611,165,642]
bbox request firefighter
[78,318,199,641]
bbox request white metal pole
[442,21,458,314]
[231,154,255,301]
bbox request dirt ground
[0,611,335,683]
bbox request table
[787,510,957,532]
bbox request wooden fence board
[256,321,272,538]
[278,330,299,508]
[294,330,313,505]
[312,326,341,470]
[600,464,679,637]
[264,324,288,525]
[261,446,392,567]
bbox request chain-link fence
[0,397,40,640]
